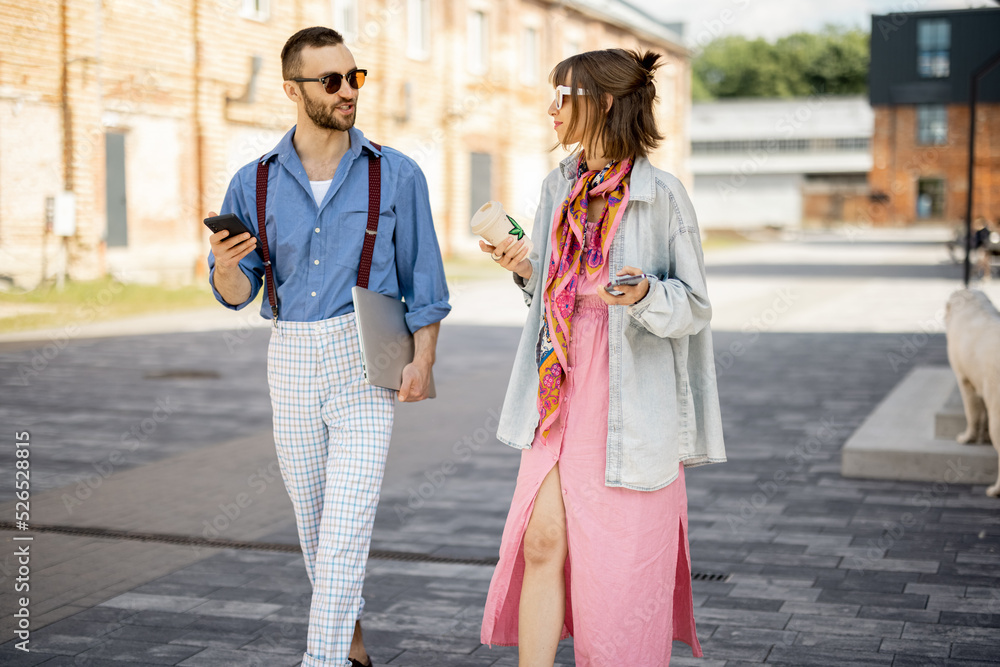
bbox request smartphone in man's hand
[204,213,257,249]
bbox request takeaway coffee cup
[471,201,533,256]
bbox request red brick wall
[869,104,1000,225]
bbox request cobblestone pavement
[2,233,1000,665]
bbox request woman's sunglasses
[290,68,367,94]
[554,85,589,110]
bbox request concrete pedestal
[841,366,997,484]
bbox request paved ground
[2,229,1000,666]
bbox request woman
[478,48,727,666]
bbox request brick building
[868,7,1000,225]
[0,0,689,290]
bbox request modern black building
[867,7,1000,224]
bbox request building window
[917,178,945,219]
[407,0,430,60]
[917,105,947,145]
[240,0,270,21]
[467,11,488,75]
[333,0,359,42]
[917,19,950,78]
[523,27,539,84]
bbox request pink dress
[481,235,703,665]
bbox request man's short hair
[281,27,345,80]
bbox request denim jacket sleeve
[626,176,712,339]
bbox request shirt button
[315,227,320,233]
[314,259,320,265]
[311,291,317,297]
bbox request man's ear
[283,80,301,103]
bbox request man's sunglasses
[290,68,367,94]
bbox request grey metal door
[470,152,492,227]
[105,132,128,247]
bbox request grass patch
[0,277,218,334]
[443,253,508,283]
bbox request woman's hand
[480,237,532,280]
[599,266,650,306]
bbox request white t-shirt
[310,179,333,206]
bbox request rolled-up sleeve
[207,170,264,311]
[626,181,712,338]
[393,160,451,333]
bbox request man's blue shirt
[207,125,450,332]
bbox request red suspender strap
[357,141,382,290]
[253,141,381,322]
[255,157,278,322]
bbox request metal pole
[964,76,977,287]
[964,48,1000,287]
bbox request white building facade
[689,96,874,229]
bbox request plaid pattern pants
[267,312,396,667]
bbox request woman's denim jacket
[496,153,727,491]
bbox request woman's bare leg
[519,463,568,667]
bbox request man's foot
[348,619,371,666]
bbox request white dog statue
[945,289,1000,497]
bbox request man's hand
[207,210,257,271]
[398,360,432,402]
[397,321,440,402]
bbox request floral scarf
[536,153,633,438]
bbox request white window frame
[239,0,270,22]
[407,0,431,60]
[467,10,489,75]
[332,0,359,43]
[917,104,948,146]
[522,26,539,84]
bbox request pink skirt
[481,293,703,665]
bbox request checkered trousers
[266,312,396,667]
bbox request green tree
[693,25,869,99]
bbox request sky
[644,0,997,45]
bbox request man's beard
[302,87,356,131]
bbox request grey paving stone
[117,610,200,629]
[949,642,1000,661]
[185,599,284,620]
[702,596,785,612]
[168,629,258,650]
[76,638,204,665]
[176,647,302,666]
[0,649,53,666]
[858,606,941,623]
[764,644,894,665]
[891,655,999,667]
[878,637,952,657]
[385,649,498,666]
[785,614,905,638]
[97,592,207,614]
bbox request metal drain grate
[143,369,221,380]
[0,522,498,566]
[0,522,730,575]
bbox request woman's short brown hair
[550,48,665,162]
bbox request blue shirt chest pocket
[334,204,396,271]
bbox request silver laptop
[351,286,436,398]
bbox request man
[206,26,450,667]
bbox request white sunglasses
[554,85,589,110]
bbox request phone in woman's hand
[604,273,653,296]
